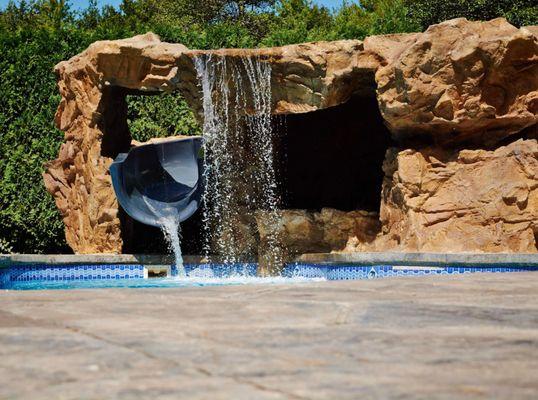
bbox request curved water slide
[109,136,204,227]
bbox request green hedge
[0,0,535,253]
[0,28,85,253]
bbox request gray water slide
[109,136,204,227]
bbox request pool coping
[0,254,204,267]
[296,252,538,268]
[1,252,538,268]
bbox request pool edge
[3,252,538,269]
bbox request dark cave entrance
[115,91,392,255]
[275,94,393,213]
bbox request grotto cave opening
[113,89,392,258]
[275,94,393,213]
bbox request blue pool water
[1,262,536,290]
[6,276,324,290]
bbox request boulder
[376,18,538,146]
[351,139,538,253]
[256,208,380,272]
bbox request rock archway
[44,18,538,255]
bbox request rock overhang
[54,18,537,147]
[53,31,418,121]
[45,18,538,254]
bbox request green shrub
[406,0,538,30]
[0,27,89,253]
[127,93,201,143]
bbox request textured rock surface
[348,139,538,253]
[43,31,411,253]
[44,19,537,254]
[256,208,380,269]
[377,18,538,145]
[43,88,128,254]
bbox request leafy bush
[127,93,201,142]
[406,0,538,30]
[0,27,89,253]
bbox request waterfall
[194,54,282,268]
[142,196,185,277]
[159,213,184,277]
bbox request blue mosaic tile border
[0,263,257,288]
[282,263,537,280]
[1,262,536,289]
[0,264,144,288]
[0,268,10,287]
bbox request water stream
[141,55,281,275]
[194,54,282,268]
[142,191,185,277]
[159,214,184,277]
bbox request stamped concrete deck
[1,273,538,399]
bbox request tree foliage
[127,94,201,142]
[0,26,88,253]
[406,0,538,30]
[0,0,536,253]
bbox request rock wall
[43,86,130,253]
[377,19,538,146]
[256,209,380,274]
[44,18,537,255]
[345,138,538,253]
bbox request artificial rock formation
[376,18,538,146]
[346,139,538,253]
[256,209,380,268]
[44,18,538,255]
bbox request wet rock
[256,208,380,270]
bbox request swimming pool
[1,256,537,290]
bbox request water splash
[194,54,282,269]
[159,213,184,277]
[142,195,185,277]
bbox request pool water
[6,275,324,290]
[1,262,536,290]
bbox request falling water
[143,191,185,277]
[194,54,282,268]
[159,213,184,277]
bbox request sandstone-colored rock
[377,18,538,145]
[44,31,410,253]
[351,139,538,253]
[183,34,419,116]
[44,19,537,255]
[268,34,419,113]
[317,208,381,249]
[256,208,380,267]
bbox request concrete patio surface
[1,273,538,399]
